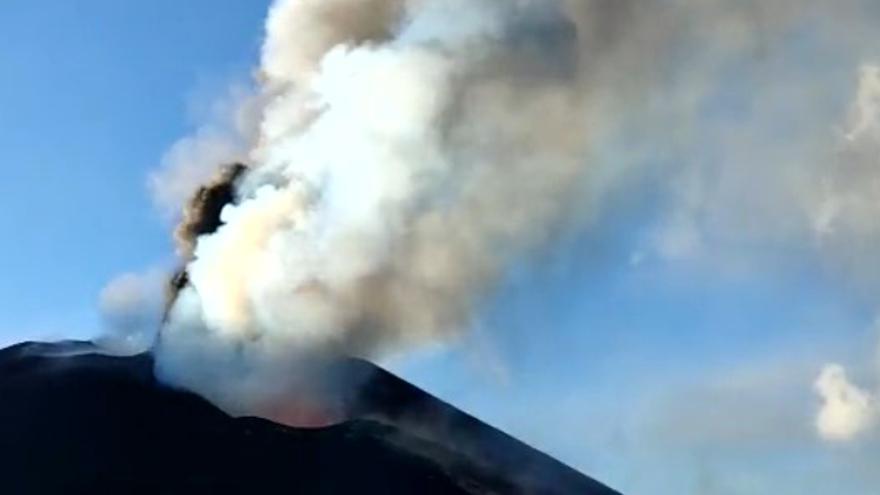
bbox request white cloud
[815,364,877,441]
[844,64,880,142]
[588,354,880,494]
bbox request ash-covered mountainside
[0,341,619,495]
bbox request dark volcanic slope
[0,341,619,495]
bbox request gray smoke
[155,0,624,420]
[98,268,166,355]
[132,0,880,435]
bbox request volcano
[0,341,619,494]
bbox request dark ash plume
[174,163,249,260]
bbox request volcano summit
[0,340,618,494]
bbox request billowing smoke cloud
[139,0,880,434]
[156,0,612,419]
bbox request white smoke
[155,0,611,418]
[98,268,166,355]
[142,0,880,434]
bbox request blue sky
[2,2,880,494]
[0,0,270,344]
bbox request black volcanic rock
[0,341,619,494]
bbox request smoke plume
[134,0,880,436]
[155,0,615,420]
[98,269,166,355]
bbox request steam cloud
[99,269,166,354]
[119,0,880,435]
[156,0,615,419]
